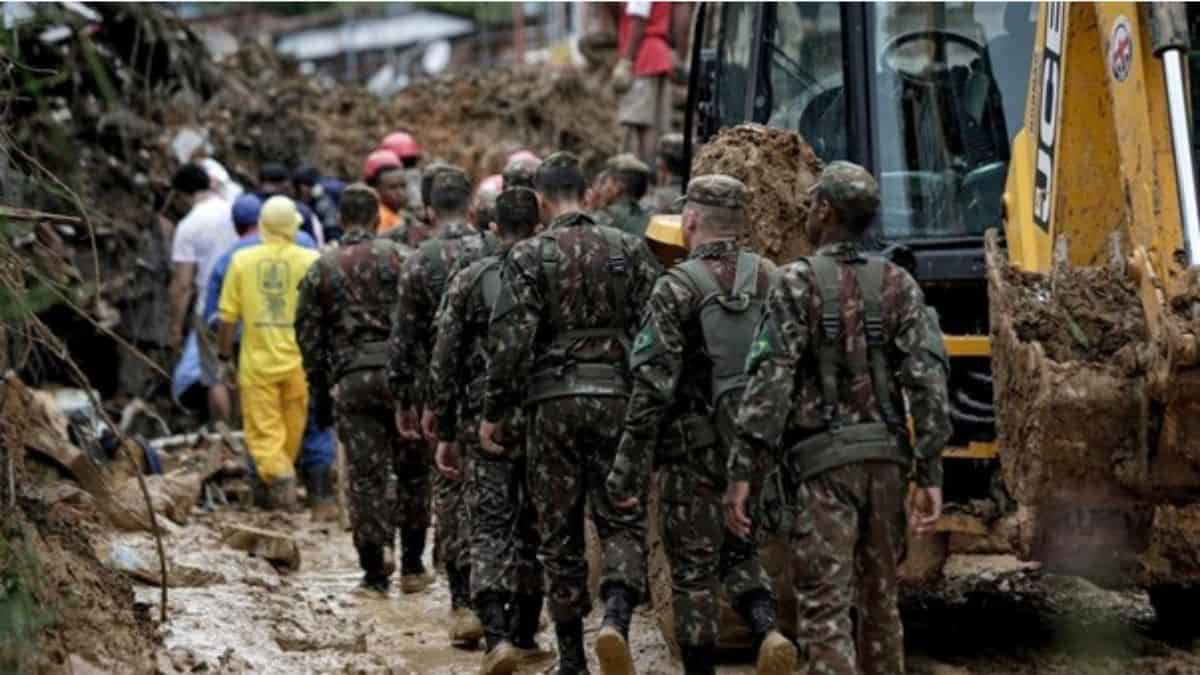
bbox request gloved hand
[611,58,634,94]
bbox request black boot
[555,619,589,675]
[513,593,544,649]
[734,589,777,647]
[447,564,472,611]
[400,528,427,575]
[736,590,796,675]
[680,643,717,675]
[477,592,511,651]
[595,584,636,675]
[355,542,389,593]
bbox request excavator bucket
[986,231,1200,585]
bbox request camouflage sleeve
[625,236,665,334]
[295,262,332,411]
[429,266,472,442]
[608,273,692,502]
[889,268,952,487]
[483,240,542,424]
[387,254,429,408]
[730,263,814,484]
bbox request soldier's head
[339,183,381,232]
[657,133,686,180]
[604,153,652,202]
[681,174,747,251]
[502,158,540,190]
[428,168,472,229]
[535,152,586,219]
[586,168,617,211]
[470,181,501,231]
[805,161,880,247]
[491,187,541,243]
[420,162,456,221]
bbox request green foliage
[0,218,62,322]
[0,534,58,672]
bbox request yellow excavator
[646,0,1200,632]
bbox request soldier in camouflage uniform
[480,152,662,675]
[295,184,433,594]
[641,133,686,215]
[726,162,952,675]
[606,175,796,675]
[388,167,497,644]
[503,157,541,190]
[598,153,652,236]
[429,188,548,674]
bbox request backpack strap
[854,259,903,430]
[539,234,563,333]
[599,226,629,339]
[419,238,449,301]
[478,258,504,309]
[668,259,723,301]
[731,250,760,298]
[807,255,845,428]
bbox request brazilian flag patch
[633,326,656,354]
[746,329,775,370]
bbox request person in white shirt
[169,163,237,354]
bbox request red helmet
[478,174,504,195]
[381,131,423,160]
[362,149,401,182]
[506,149,540,166]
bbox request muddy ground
[80,506,1200,675]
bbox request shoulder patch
[633,325,656,354]
[745,326,776,371]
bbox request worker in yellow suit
[217,195,320,510]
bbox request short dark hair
[171,163,211,195]
[495,187,540,237]
[536,153,586,203]
[613,168,649,200]
[420,163,456,206]
[259,162,289,184]
[430,171,472,213]
[339,183,379,229]
[292,165,320,188]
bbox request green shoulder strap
[806,255,844,427]
[855,259,902,429]
[539,234,563,333]
[668,259,723,301]
[419,238,448,301]
[478,257,504,309]
[731,250,760,298]
[599,226,629,337]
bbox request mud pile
[692,124,823,264]
[1,376,158,673]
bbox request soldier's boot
[680,644,717,675]
[304,465,338,522]
[267,478,301,513]
[355,542,390,594]
[400,528,433,594]
[735,590,796,675]
[554,619,589,675]
[594,584,637,675]
[512,592,554,663]
[448,566,484,646]
[477,594,518,675]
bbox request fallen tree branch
[0,205,83,225]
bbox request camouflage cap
[503,158,540,190]
[810,160,880,222]
[658,133,685,163]
[430,167,472,209]
[605,153,652,176]
[535,151,585,193]
[684,174,747,210]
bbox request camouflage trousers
[434,470,471,573]
[659,463,772,647]
[792,461,906,675]
[335,370,432,550]
[527,396,648,622]
[461,417,543,602]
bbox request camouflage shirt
[387,221,495,408]
[602,198,651,237]
[295,227,412,397]
[379,210,432,248]
[608,239,774,500]
[482,211,662,423]
[428,244,513,441]
[731,241,952,487]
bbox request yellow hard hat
[644,214,687,266]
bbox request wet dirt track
[125,510,1200,675]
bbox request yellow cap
[259,195,302,242]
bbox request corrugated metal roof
[275,10,474,62]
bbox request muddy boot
[680,644,716,675]
[479,640,518,675]
[736,590,796,675]
[448,566,483,647]
[382,545,397,579]
[305,466,338,522]
[554,619,588,675]
[478,593,518,674]
[400,528,432,594]
[511,593,554,662]
[355,543,390,594]
[249,474,271,510]
[267,478,301,513]
[594,585,636,675]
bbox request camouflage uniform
[379,210,432,248]
[602,198,651,237]
[732,164,952,675]
[482,209,661,622]
[387,187,496,605]
[295,228,432,577]
[428,246,542,603]
[642,177,684,215]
